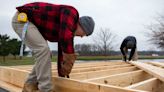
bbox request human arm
[129,47,136,61]
[58,7,79,77]
[120,40,127,61]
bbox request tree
[93,28,117,56]
[0,34,10,62]
[8,38,21,59]
[146,15,164,49]
[75,44,92,55]
[74,44,81,53]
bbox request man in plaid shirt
[12,2,95,92]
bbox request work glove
[59,53,77,77]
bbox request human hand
[59,53,77,77]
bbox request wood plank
[83,70,153,87]
[125,78,164,92]
[71,64,132,73]
[52,77,147,92]
[0,80,22,92]
[26,61,126,71]
[71,61,126,68]
[130,62,164,82]
[69,66,138,80]
[52,64,132,76]
[0,63,128,88]
[0,66,29,87]
[147,62,164,68]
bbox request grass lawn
[1,55,164,66]
[0,56,35,66]
[0,56,57,66]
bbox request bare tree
[93,28,117,56]
[146,15,164,49]
[75,44,93,55]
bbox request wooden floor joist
[0,66,29,87]
[52,63,132,76]
[18,61,125,71]
[83,70,153,87]
[0,80,22,92]
[147,62,164,68]
[52,77,147,92]
[0,61,164,92]
[130,61,164,82]
[125,78,164,92]
[69,66,138,80]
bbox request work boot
[22,82,38,92]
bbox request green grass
[138,55,164,59]
[1,55,164,66]
[0,56,35,66]
[0,56,57,66]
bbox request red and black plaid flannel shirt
[16,2,79,62]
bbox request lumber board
[52,64,132,76]
[83,70,153,87]
[0,66,29,87]
[52,63,132,72]
[52,77,147,92]
[147,62,164,68]
[0,80,22,92]
[72,61,126,68]
[69,66,138,80]
[72,61,124,66]
[27,61,126,71]
[130,62,164,82]
[125,78,164,92]
[1,61,163,92]
[70,64,132,73]
[0,63,129,88]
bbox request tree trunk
[19,56,22,60]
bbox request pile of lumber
[0,61,164,92]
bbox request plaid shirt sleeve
[59,7,79,54]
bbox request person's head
[75,16,95,37]
[126,41,135,48]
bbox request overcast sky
[0,0,164,51]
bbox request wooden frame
[130,62,164,82]
[0,61,164,92]
[126,78,164,92]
